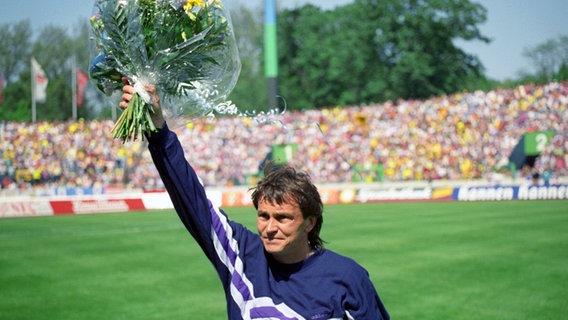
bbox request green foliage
[277,0,490,109]
[558,63,568,81]
[278,5,333,109]
[1,201,567,319]
[522,34,568,83]
[1,72,32,121]
[227,5,267,111]
[0,21,32,83]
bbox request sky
[1,0,567,81]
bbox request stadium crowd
[1,81,567,196]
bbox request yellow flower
[183,0,205,12]
[183,0,205,20]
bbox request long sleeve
[146,125,216,257]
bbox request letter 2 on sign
[536,133,549,153]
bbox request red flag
[76,68,89,107]
[31,58,48,103]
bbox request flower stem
[111,92,157,143]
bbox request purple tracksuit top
[147,125,389,320]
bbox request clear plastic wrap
[89,0,241,142]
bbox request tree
[278,5,334,109]
[0,21,34,121]
[1,74,32,121]
[523,34,568,82]
[0,21,32,84]
[227,5,268,113]
[277,0,490,108]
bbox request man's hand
[120,77,165,130]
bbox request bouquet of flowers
[89,0,241,142]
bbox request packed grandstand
[1,81,567,196]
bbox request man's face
[257,198,315,264]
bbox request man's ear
[305,216,317,233]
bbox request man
[119,83,390,319]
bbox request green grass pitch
[1,200,567,319]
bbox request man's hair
[250,162,324,249]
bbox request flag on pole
[31,57,48,103]
[76,68,89,107]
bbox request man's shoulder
[319,249,369,274]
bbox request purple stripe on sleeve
[231,271,253,300]
[250,306,299,320]
[209,202,238,265]
[208,200,253,301]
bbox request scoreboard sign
[272,143,298,164]
[524,130,554,156]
